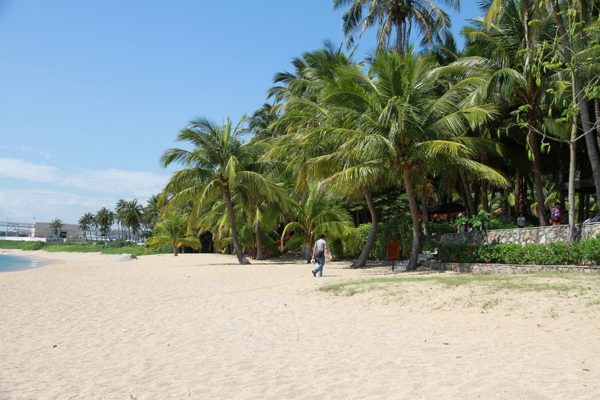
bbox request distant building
[2,220,130,242]
[31,222,83,240]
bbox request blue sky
[0,0,483,224]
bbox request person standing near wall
[550,202,563,225]
[517,213,526,228]
[311,234,330,277]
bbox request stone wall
[428,262,600,274]
[438,222,600,246]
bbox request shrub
[328,224,368,260]
[425,222,455,235]
[104,239,129,248]
[433,237,600,265]
[100,245,146,256]
[436,243,478,263]
[21,241,46,251]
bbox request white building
[1,221,134,242]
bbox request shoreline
[1,251,599,399]
[0,250,55,273]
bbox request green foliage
[432,236,600,265]
[98,246,146,256]
[21,241,47,251]
[436,243,480,263]
[0,239,154,256]
[329,223,373,259]
[330,193,415,260]
[0,240,26,249]
[470,211,491,230]
[145,212,200,255]
[143,243,174,255]
[104,239,129,248]
[426,222,455,235]
[488,219,522,230]
[373,217,413,260]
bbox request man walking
[311,234,330,277]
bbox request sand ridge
[1,250,599,399]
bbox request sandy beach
[1,250,599,399]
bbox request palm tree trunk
[595,98,600,150]
[568,122,577,241]
[514,170,521,215]
[403,167,420,272]
[529,127,548,225]
[223,189,251,264]
[350,185,377,269]
[255,220,264,260]
[421,189,429,235]
[558,144,567,208]
[459,170,477,216]
[481,179,490,213]
[396,20,405,57]
[304,232,313,263]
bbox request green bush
[21,241,47,250]
[329,223,373,259]
[436,243,479,263]
[432,236,600,265]
[580,237,600,265]
[329,218,414,261]
[426,222,455,235]
[104,239,129,248]
[371,217,413,260]
[100,246,146,256]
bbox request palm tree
[280,184,355,262]
[462,0,561,224]
[248,103,284,141]
[95,207,115,241]
[143,194,162,237]
[234,164,289,259]
[115,199,127,240]
[161,116,281,265]
[119,200,144,242]
[333,0,460,56]
[78,212,95,241]
[144,212,200,256]
[548,0,600,210]
[267,40,356,104]
[49,218,63,240]
[309,50,505,270]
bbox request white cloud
[0,188,117,224]
[19,146,52,160]
[61,169,168,196]
[0,158,168,196]
[0,158,60,182]
[0,158,171,223]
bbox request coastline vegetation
[32,1,600,266]
[427,236,600,265]
[0,240,166,257]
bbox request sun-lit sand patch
[1,250,599,399]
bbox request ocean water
[0,254,48,273]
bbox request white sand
[1,250,599,399]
